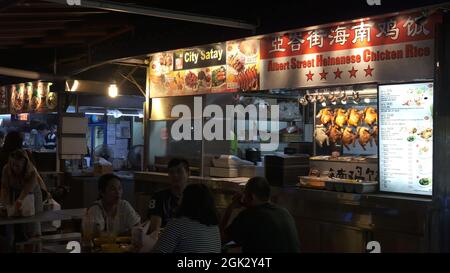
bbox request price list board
[379,82,433,196]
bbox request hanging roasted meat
[334,108,348,128]
[342,127,357,150]
[372,126,378,146]
[357,127,372,150]
[328,125,343,144]
[363,107,378,126]
[314,125,329,148]
[316,108,334,126]
[347,108,362,127]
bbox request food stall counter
[134,171,432,252]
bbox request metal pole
[313,101,317,156]
[46,0,256,30]
[143,65,150,171]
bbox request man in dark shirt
[221,176,301,253]
[147,158,189,234]
[44,124,57,150]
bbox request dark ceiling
[0,0,448,95]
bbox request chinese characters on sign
[329,27,350,45]
[376,19,399,40]
[265,15,433,57]
[260,12,438,89]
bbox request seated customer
[147,158,189,234]
[153,183,221,253]
[83,174,141,238]
[221,176,301,253]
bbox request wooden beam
[15,2,65,8]
[0,40,23,45]
[64,31,109,37]
[0,29,54,34]
[89,25,134,46]
[42,39,87,44]
[0,19,82,25]
[22,44,62,49]
[0,11,109,17]
[7,7,104,13]
[0,33,47,39]
[0,0,26,12]
[45,0,257,30]
[0,26,66,32]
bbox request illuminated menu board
[379,82,433,195]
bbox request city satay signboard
[149,40,261,98]
[149,11,440,98]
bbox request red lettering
[418,47,424,56]
[363,50,371,62]
[316,55,323,67]
[405,44,413,58]
[290,58,297,69]
[405,44,428,58]
[268,60,290,71]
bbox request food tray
[324,179,378,194]
[298,176,326,189]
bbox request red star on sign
[334,68,343,79]
[348,66,358,78]
[364,65,374,77]
[306,71,314,81]
[319,69,328,80]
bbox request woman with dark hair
[0,131,23,182]
[153,183,221,253]
[82,174,141,239]
[0,149,44,249]
[0,131,49,197]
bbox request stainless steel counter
[134,171,247,192]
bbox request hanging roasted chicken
[372,126,378,146]
[341,127,357,150]
[334,108,348,128]
[357,127,372,150]
[316,108,334,126]
[363,107,378,126]
[327,125,342,144]
[314,125,329,148]
[347,108,362,127]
